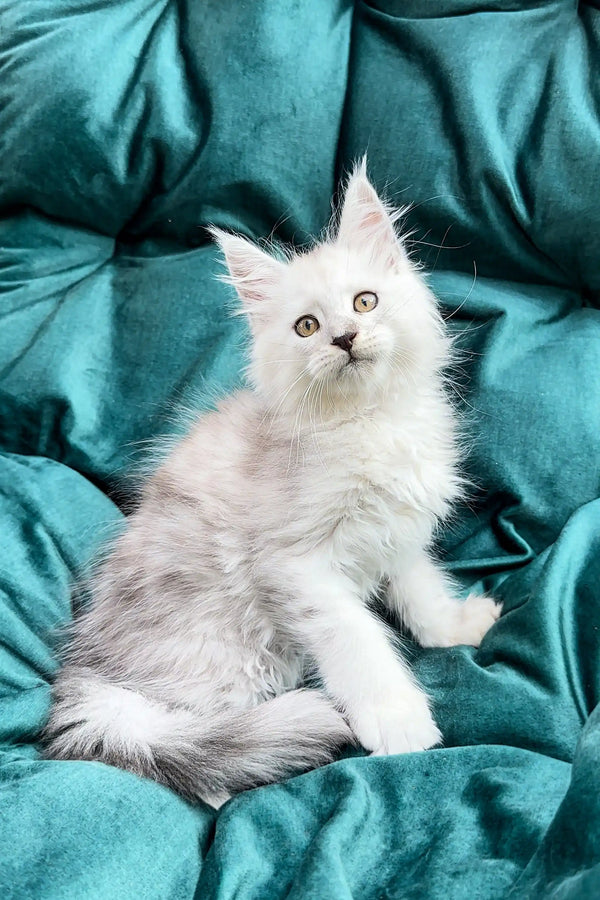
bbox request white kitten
[43,161,501,806]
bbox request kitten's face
[212,163,448,417]
[251,245,440,405]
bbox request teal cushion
[1,1,599,898]
[342,0,600,290]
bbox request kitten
[43,161,501,806]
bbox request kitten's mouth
[326,351,377,383]
[342,353,375,372]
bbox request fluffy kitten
[43,162,501,806]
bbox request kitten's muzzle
[331,332,358,355]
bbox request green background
[1,1,599,897]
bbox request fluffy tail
[42,670,352,805]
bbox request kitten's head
[210,160,449,417]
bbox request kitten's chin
[307,354,388,408]
[337,354,378,381]
[329,354,390,405]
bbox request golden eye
[294,315,320,337]
[353,291,378,313]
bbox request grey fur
[44,669,351,804]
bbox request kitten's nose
[331,331,358,354]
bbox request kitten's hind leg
[386,553,502,649]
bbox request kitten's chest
[293,419,444,562]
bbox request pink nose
[331,332,357,353]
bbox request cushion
[1,1,599,897]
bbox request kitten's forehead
[283,242,382,308]
[289,243,340,279]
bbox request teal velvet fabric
[1,1,599,897]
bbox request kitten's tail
[42,670,352,805]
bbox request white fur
[44,162,501,802]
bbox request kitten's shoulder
[144,389,264,503]
[183,389,261,449]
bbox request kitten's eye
[353,291,378,313]
[294,315,320,337]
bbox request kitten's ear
[209,227,285,306]
[335,159,406,268]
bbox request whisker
[287,379,313,473]
[443,261,478,321]
[260,369,307,431]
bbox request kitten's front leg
[283,557,441,755]
[386,552,502,648]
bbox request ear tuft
[208,226,285,306]
[334,159,407,268]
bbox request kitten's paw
[452,594,502,647]
[421,595,502,648]
[351,696,441,755]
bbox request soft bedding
[0,1,599,898]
